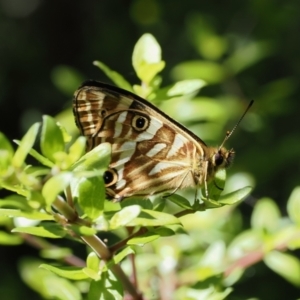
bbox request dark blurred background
[1,0,300,299]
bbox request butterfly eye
[214,152,224,166]
[100,109,107,117]
[103,169,118,187]
[132,115,149,131]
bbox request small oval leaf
[110,205,141,229]
[42,172,73,206]
[13,123,40,168]
[40,115,65,162]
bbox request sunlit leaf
[202,169,227,204]
[42,172,73,206]
[110,205,141,229]
[171,60,228,84]
[19,258,81,300]
[0,132,14,155]
[110,246,135,266]
[265,251,300,287]
[0,208,53,221]
[251,197,281,232]
[67,136,86,164]
[82,267,100,281]
[76,176,105,220]
[218,186,252,206]
[24,146,54,168]
[132,33,165,83]
[40,115,65,162]
[0,230,23,245]
[127,232,160,246]
[155,79,206,102]
[0,132,14,173]
[51,65,84,96]
[168,194,193,209]
[67,224,97,236]
[186,13,228,60]
[40,248,72,260]
[93,61,133,91]
[86,252,100,272]
[126,209,181,227]
[225,40,274,74]
[287,186,300,225]
[89,271,123,300]
[40,264,88,280]
[13,223,66,238]
[71,143,111,173]
[12,122,40,168]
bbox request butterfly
[73,80,249,202]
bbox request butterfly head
[212,147,235,170]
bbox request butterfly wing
[73,81,208,200]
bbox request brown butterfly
[73,80,251,201]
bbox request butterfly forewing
[73,81,233,201]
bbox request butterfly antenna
[218,100,254,150]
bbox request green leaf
[201,241,226,269]
[175,286,232,300]
[71,143,111,173]
[13,223,66,238]
[132,33,165,83]
[0,132,14,174]
[40,115,65,162]
[225,40,274,74]
[68,224,97,236]
[0,208,53,220]
[110,205,142,229]
[88,271,123,300]
[127,232,160,246]
[87,252,100,272]
[153,199,166,212]
[76,176,105,220]
[218,186,252,205]
[110,246,135,266]
[0,230,23,245]
[0,182,30,198]
[67,136,86,165]
[158,96,226,128]
[25,146,54,167]
[0,195,33,210]
[155,79,206,102]
[168,194,193,209]
[264,251,300,287]
[120,197,153,210]
[0,132,14,155]
[153,227,176,236]
[40,248,72,260]
[201,169,226,203]
[171,60,228,85]
[126,209,181,227]
[93,60,133,91]
[19,258,81,300]
[40,264,88,280]
[12,122,40,168]
[251,197,281,232]
[186,13,228,60]
[42,172,73,206]
[51,65,84,96]
[287,186,300,225]
[83,267,100,281]
[228,230,263,260]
